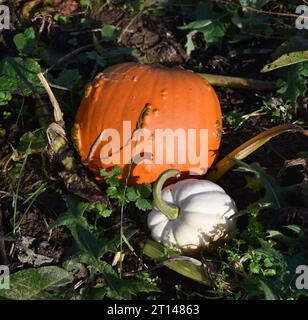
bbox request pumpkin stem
[153,169,181,220]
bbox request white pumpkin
[147,169,237,249]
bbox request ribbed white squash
[148,179,237,249]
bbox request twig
[198,73,277,91]
[48,83,70,91]
[68,28,102,36]
[211,0,304,20]
[37,72,64,125]
[45,42,130,74]
[246,6,306,20]
[228,48,273,58]
[45,43,93,73]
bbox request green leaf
[179,19,213,30]
[276,63,308,109]
[136,198,152,211]
[200,22,226,46]
[0,92,12,106]
[126,187,139,202]
[50,196,104,258]
[0,57,43,105]
[258,280,277,300]
[85,51,107,67]
[90,202,112,218]
[256,239,287,273]
[55,69,81,89]
[285,225,302,234]
[163,256,212,286]
[101,24,117,41]
[19,130,47,153]
[125,184,152,210]
[111,166,123,177]
[0,266,73,300]
[231,12,243,28]
[53,14,70,25]
[272,36,308,109]
[137,183,152,198]
[103,272,159,300]
[100,166,123,186]
[267,225,305,250]
[179,2,228,48]
[298,62,308,78]
[75,225,105,258]
[234,160,287,209]
[102,229,138,254]
[13,27,36,56]
[179,19,226,47]
[79,0,91,6]
[143,239,174,261]
[50,195,89,231]
[261,51,308,72]
[142,240,211,286]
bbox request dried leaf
[206,124,308,182]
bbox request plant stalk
[198,73,277,91]
[153,169,181,220]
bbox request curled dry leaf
[206,124,308,182]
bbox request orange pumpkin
[73,62,222,185]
